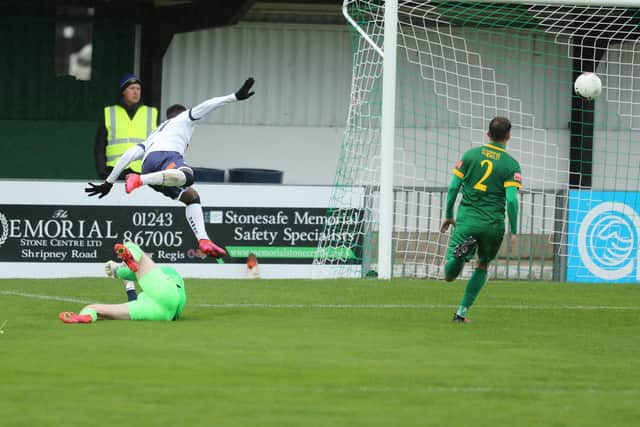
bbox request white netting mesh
[315,1,640,282]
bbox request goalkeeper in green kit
[440,117,521,323]
[59,242,186,323]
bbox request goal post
[379,0,399,279]
[315,0,640,282]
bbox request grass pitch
[1,277,639,427]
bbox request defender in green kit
[440,117,521,323]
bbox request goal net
[315,1,640,282]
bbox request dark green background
[0,14,135,179]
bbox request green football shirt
[453,142,522,226]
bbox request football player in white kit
[86,78,256,260]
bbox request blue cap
[119,73,142,91]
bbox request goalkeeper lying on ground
[59,242,186,323]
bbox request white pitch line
[11,383,638,396]
[196,385,639,395]
[192,303,640,310]
[2,290,638,311]
[0,290,92,304]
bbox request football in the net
[574,72,602,100]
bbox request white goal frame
[343,0,640,279]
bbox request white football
[574,72,602,100]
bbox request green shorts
[446,221,505,264]
[127,266,186,321]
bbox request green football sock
[457,268,488,316]
[123,242,143,262]
[444,258,464,281]
[79,307,98,322]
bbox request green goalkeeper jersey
[453,142,522,226]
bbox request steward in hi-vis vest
[94,73,158,179]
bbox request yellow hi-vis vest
[104,105,158,173]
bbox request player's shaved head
[166,104,187,119]
[488,117,511,143]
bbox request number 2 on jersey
[473,159,493,192]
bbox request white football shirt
[141,93,237,161]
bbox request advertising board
[567,190,640,283]
[0,180,363,278]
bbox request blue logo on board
[568,192,640,283]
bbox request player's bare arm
[441,218,456,233]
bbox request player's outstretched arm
[235,77,255,100]
[189,78,256,120]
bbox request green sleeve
[506,186,519,235]
[115,265,137,281]
[445,174,463,219]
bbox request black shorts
[141,151,191,199]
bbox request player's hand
[104,260,121,278]
[509,234,517,255]
[235,77,255,100]
[440,218,456,233]
[85,181,113,198]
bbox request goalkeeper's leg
[59,302,130,323]
[84,303,131,321]
[114,241,158,278]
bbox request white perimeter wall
[183,125,345,185]
[162,22,352,185]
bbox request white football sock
[185,203,209,241]
[141,169,187,187]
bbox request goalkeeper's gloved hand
[104,260,122,278]
[235,77,255,100]
[85,181,113,198]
